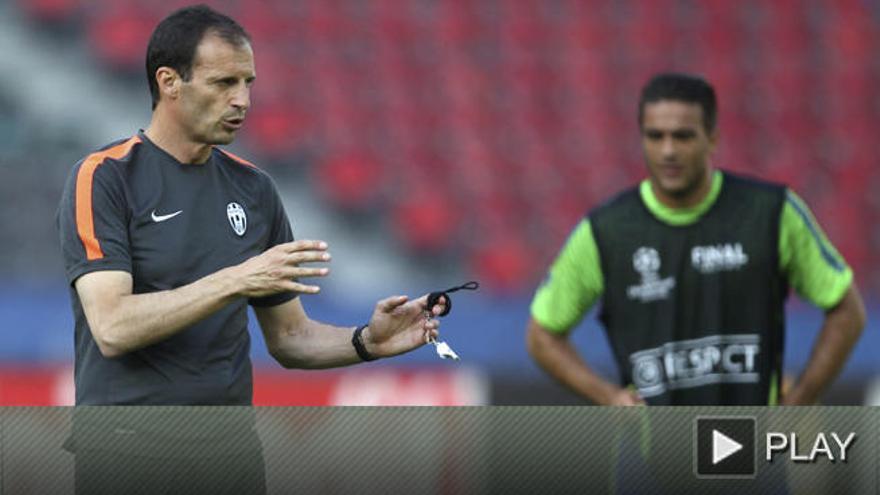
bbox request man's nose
[231,84,250,111]
[661,137,676,159]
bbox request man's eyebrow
[205,74,256,82]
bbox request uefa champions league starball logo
[627,246,675,302]
[633,247,661,276]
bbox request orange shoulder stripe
[75,136,141,260]
[219,148,259,169]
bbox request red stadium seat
[243,107,312,157]
[19,0,82,23]
[316,153,385,210]
[392,188,460,253]
[468,231,536,292]
[88,7,158,71]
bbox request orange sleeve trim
[75,136,141,261]
[219,148,259,169]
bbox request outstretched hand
[363,294,447,358]
[231,240,330,298]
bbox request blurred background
[0,0,878,405]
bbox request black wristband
[352,324,376,362]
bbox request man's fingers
[290,267,330,278]
[285,251,331,265]
[622,389,646,406]
[412,294,446,315]
[281,280,321,294]
[277,266,329,280]
[412,294,430,309]
[278,240,328,253]
[378,295,409,313]
[431,297,447,316]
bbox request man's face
[640,100,716,201]
[176,32,255,146]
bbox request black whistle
[427,281,479,317]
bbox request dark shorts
[74,447,266,495]
[67,407,265,495]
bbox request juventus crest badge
[227,202,247,236]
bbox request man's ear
[708,127,719,153]
[155,67,182,102]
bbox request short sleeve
[778,190,853,310]
[57,159,132,285]
[530,219,605,333]
[249,176,298,308]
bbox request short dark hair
[146,5,251,109]
[638,73,717,133]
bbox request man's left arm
[255,294,445,369]
[779,190,867,405]
[782,285,865,405]
[249,174,445,367]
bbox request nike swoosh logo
[151,209,183,222]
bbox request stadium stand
[19,0,872,292]
[4,0,879,405]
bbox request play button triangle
[712,429,743,465]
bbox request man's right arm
[75,240,330,358]
[525,219,644,405]
[527,319,644,405]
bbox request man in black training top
[58,6,445,407]
[527,73,866,406]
